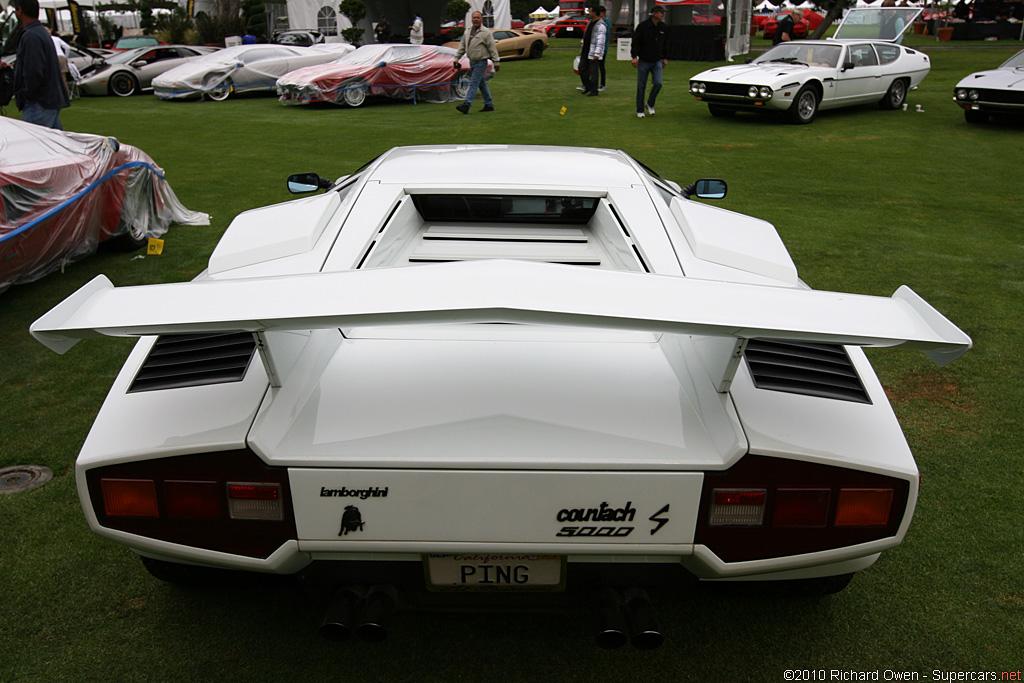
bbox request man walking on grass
[454,11,500,114]
[631,4,667,118]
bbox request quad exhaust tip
[591,586,664,650]
[320,586,398,643]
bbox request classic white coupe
[953,48,1024,124]
[689,8,927,124]
[31,145,970,649]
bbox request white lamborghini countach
[31,145,970,649]
[689,7,927,124]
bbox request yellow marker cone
[147,238,165,255]
[560,106,567,116]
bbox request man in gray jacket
[454,11,500,114]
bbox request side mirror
[287,173,332,194]
[842,61,854,72]
[130,60,147,68]
[693,178,727,199]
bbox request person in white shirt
[409,13,424,44]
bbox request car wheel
[964,109,990,124]
[878,78,907,110]
[708,104,736,118]
[529,40,544,59]
[205,76,232,101]
[787,84,818,124]
[109,71,139,97]
[450,72,470,101]
[103,218,149,252]
[340,78,369,107]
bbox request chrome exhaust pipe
[354,585,398,643]
[320,587,362,642]
[623,587,664,650]
[590,587,629,650]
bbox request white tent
[530,6,550,18]
[285,0,512,43]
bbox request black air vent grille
[744,339,871,404]
[128,332,258,393]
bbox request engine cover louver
[744,339,871,404]
[128,332,258,393]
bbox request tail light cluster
[695,455,910,562]
[85,450,296,559]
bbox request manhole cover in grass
[0,465,53,494]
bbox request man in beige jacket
[454,11,500,114]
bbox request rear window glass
[412,195,599,224]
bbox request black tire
[964,109,990,124]
[109,71,138,97]
[708,104,737,118]
[450,72,470,101]
[878,78,907,110]
[340,78,369,107]
[529,40,544,59]
[787,84,818,124]
[102,219,148,252]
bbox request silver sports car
[76,45,219,97]
[153,43,354,101]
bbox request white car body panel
[689,8,927,121]
[34,144,970,598]
[953,49,1024,120]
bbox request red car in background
[762,12,808,39]
[546,16,590,37]
[277,44,492,107]
[762,10,823,39]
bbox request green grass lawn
[1,43,1022,681]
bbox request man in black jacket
[631,5,667,118]
[3,0,69,128]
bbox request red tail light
[164,480,220,519]
[101,479,159,517]
[835,489,893,527]
[773,488,830,528]
[695,455,910,562]
[86,450,295,559]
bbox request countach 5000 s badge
[556,501,636,537]
[338,505,365,535]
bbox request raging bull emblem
[338,505,365,535]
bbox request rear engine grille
[129,332,258,393]
[744,339,870,404]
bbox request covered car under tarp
[0,118,208,293]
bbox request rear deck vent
[128,332,258,393]
[744,339,871,404]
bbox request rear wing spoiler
[31,260,971,387]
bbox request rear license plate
[425,554,564,592]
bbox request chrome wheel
[788,85,818,124]
[109,72,138,97]
[341,79,368,107]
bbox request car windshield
[833,7,921,41]
[105,47,152,64]
[754,43,841,68]
[1001,50,1024,69]
[277,32,312,45]
[116,37,158,49]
